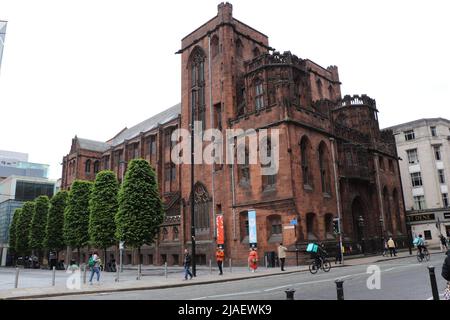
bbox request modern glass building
[0,176,56,266]
[0,150,49,180]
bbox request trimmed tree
[64,180,92,264]
[115,159,164,264]
[29,195,50,261]
[8,208,22,263]
[16,201,35,256]
[45,191,68,260]
[89,171,118,266]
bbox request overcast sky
[0,0,449,180]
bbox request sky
[0,0,449,180]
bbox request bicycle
[416,247,430,262]
[309,256,331,274]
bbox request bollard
[14,267,19,288]
[285,289,295,300]
[427,266,440,300]
[209,259,212,274]
[229,258,232,273]
[137,264,142,280]
[83,265,87,284]
[265,255,268,268]
[335,279,344,300]
[164,262,168,279]
[52,266,56,286]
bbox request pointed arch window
[236,38,243,57]
[318,142,331,194]
[93,161,100,174]
[253,47,260,58]
[211,35,219,58]
[317,79,323,99]
[300,137,312,188]
[190,48,206,129]
[262,138,277,189]
[255,80,265,111]
[85,159,91,174]
[193,183,210,231]
[238,147,250,184]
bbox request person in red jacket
[216,246,225,275]
[248,248,258,273]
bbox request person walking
[387,237,397,257]
[248,248,258,273]
[441,249,450,300]
[183,249,193,280]
[335,242,343,265]
[88,251,101,285]
[216,246,225,275]
[440,234,448,251]
[278,243,287,271]
[382,239,389,257]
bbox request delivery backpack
[306,243,319,253]
[88,256,95,267]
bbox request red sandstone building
[61,3,407,266]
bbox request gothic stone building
[61,3,407,266]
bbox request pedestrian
[441,249,450,300]
[278,243,287,271]
[183,249,193,280]
[88,251,101,285]
[335,242,342,265]
[248,248,258,273]
[216,246,224,275]
[382,239,389,257]
[387,237,397,257]
[440,234,448,251]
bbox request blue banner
[248,210,257,245]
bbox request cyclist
[414,234,426,258]
[313,243,328,267]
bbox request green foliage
[16,201,35,255]
[8,208,21,254]
[64,180,92,249]
[29,195,50,251]
[45,191,68,251]
[115,159,165,248]
[89,171,118,250]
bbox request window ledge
[263,185,276,193]
[304,184,313,191]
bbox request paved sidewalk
[0,248,444,300]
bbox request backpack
[88,256,95,267]
[413,238,419,246]
[306,243,318,253]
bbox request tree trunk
[77,247,81,265]
[138,246,141,264]
[104,247,107,271]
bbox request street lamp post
[119,160,127,273]
[190,99,196,277]
[358,215,365,254]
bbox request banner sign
[248,210,257,245]
[216,215,224,245]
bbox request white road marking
[191,290,261,300]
